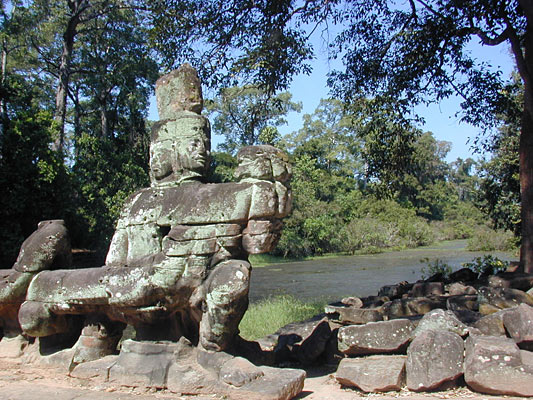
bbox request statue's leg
[199,260,251,352]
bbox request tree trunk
[521,110,533,273]
[53,0,86,153]
[520,24,533,273]
[0,44,7,152]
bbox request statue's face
[149,116,211,186]
[149,141,173,181]
[182,136,209,173]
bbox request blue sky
[149,39,516,163]
[277,39,516,163]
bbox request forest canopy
[0,0,524,269]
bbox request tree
[324,1,533,271]
[152,0,533,271]
[283,98,363,179]
[206,85,301,153]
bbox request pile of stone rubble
[257,267,533,397]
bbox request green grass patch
[239,295,325,340]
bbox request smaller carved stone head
[234,145,292,183]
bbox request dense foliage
[0,0,522,268]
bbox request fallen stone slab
[409,282,445,298]
[412,309,468,338]
[340,296,363,308]
[502,303,533,350]
[378,281,412,299]
[167,359,305,400]
[446,282,477,296]
[478,286,533,315]
[406,329,464,391]
[448,268,478,283]
[382,297,447,318]
[464,335,533,397]
[337,319,414,356]
[324,305,383,325]
[69,355,117,382]
[473,309,507,336]
[257,316,331,365]
[335,355,406,392]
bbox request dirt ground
[0,357,528,400]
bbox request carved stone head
[150,64,211,187]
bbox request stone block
[108,340,178,388]
[446,282,477,296]
[502,303,533,349]
[260,317,331,365]
[464,335,533,396]
[406,330,464,391]
[473,309,507,336]
[478,286,533,314]
[449,268,478,283]
[409,282,445,298]
[338,319,414,356]
[324,304,383,325]
[336,355,406,392]
[382,296,447,318]
[378,281,412,299]
[0,335,30,358]
[412,309,468,338]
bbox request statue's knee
[206,260,251,306]
[19,301,68,337]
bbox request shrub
[462,255,509,276]
[420,258,452,280]
[238,295,324,340]
[466,226,515,251]
[341,217,399,254]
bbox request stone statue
[0,64,303,399]
[16,63,291,353]
[0,220,71,338]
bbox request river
[248,240,515,303]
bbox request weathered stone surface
[382,296,447,318]
[446,282,477,296]
[69,355,117,382]
[13,220,72,273]
[0,220,72,334]
[168,362,305,400]
[473,309,507,336]
[448,267,478,283]
[378,281,412,299]
[464,335,533,396]
[502,303,533,349]
[488,273,533,291]
[258,317,331,365]
[360,295,390,308]
[409,282,445,298]
[234,145,292,184]
[406,329,464,391]
[337,319,414,355]
[412,309,468,338]
[155,63,203,118]
[0,334,30,357]
[324,304,383,325]
[108,340,178,388]
[340,296,363,308]
[446,294,478,311]
[336,355,406,392]
[478,286,533,315]
[219,356,264,387]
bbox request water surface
[249,240,514,303]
